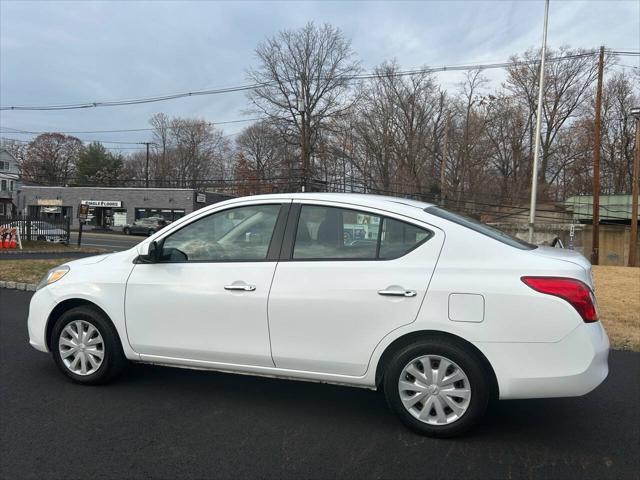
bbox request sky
[1,0,639,151]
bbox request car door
[125,201,289,366]
[268,201,444,376]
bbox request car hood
[64,253,112,267]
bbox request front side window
[161,204,281,262]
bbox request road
[69,231,142,251]
[1,289,638,479]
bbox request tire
[147,229,155,236]
[382,337,490,438]
[50,306,127,385]
[123,227,130,235]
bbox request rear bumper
[476,322,609,400]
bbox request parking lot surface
[1,288,638,479]
[69,231,142,251]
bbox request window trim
[279,202,433,262]
[154,202,290,264]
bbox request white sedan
[27,193,609,437]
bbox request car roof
[223,192,433,212]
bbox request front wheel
[147,229,155,236]
[50,306,126,385]
[383,338,491,438]
[123,227,130,235]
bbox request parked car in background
[1,220,68,243]
[122,217,168,236]
[27,193,608,437]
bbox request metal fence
[0,214,71,244]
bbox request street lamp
[629,107,640,266]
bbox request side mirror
[139,240,160,263]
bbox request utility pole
[297,81,307,192]
[140,142,152,188]
[528,0,549,243]
[591,46,605,265]
[629,107,640,267]
[440,111,450,206]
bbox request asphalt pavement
[69,231,142,251]
[1,289,638,479]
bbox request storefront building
[17,186,233,230]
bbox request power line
[4,50,633,112]
[0,117,263,135]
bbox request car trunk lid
[529,246,594,288]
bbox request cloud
[1,0,638,146]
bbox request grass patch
[0,259,74,284]
[592,266,640,351]
[2,241,107,253]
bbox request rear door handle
[224,282,256,292]
[378,287,417,297]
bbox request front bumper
[476,322,609,400]
[27,287,57,353]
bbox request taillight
[521,276,599,323]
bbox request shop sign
[196,193,206,204]
[36,199,63,206]
[81,200,122,207]
[78,204,90,220]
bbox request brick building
[16,186,233,230]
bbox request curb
[0,280,37,291]
[0,250,106,255]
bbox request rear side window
[294,205,381,259]
[425,206,536,250]
[293,205,432,260]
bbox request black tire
[50,306,127,385]
[123,227,130,235]
[147,229,155,236]
[383,337,490,438]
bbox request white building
[0,147,21,217]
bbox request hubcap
[398,354,471,426]
[58,320,105,376]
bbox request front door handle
[224,282,256,292]
[378,287,417,297]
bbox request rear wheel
[383,337,490,437]
[123,227,130,235]
[147,229,156,236]
[50,306,126,385]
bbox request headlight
[36,265,70,290]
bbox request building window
[1,180,7,191]
[0,161,6,171]
[135,208,186,222]
[9,181,14,191]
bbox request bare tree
[506,47,601,195]
[235,121,283,184]
[150,113,174,186]
[247,22,361,188]
[22,133,83,185]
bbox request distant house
[0,147,21,217]
[565,194,639,224]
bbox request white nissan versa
[27,193,609,437]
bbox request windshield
[425,206,536,250]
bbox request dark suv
[122,217,168,236]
